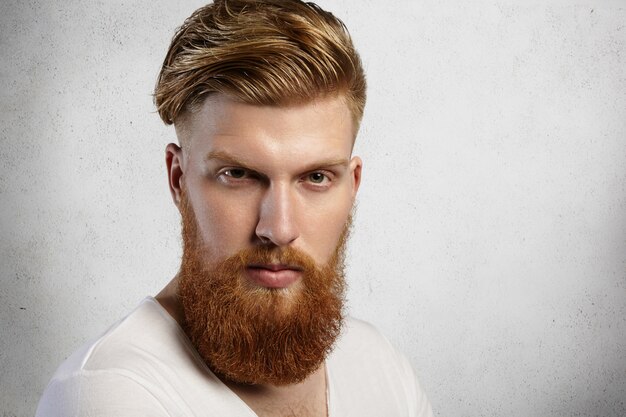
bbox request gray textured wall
[1,1,625,416]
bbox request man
[36,1,433,416]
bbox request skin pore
[156,93,361,417]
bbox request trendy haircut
[154,0,366,132]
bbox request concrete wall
[1,1,624,416]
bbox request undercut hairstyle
[154,0,366,131]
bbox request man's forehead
[174,93,356,148]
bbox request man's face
[173,93,361,276]
[167,94,362,385]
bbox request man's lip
[245,264,303,288]
[246,263,303,272]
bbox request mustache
[181,243,328,289]
[230,246,318,271]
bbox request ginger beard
[177,191,351,386]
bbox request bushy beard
[177,192,350,386]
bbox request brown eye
[308,172,326,183]
[225,168,247,179]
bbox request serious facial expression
[168,94,362,287]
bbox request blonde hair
[154,0,366,130]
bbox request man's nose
[255,183,299,247]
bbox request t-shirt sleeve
[35,371,171,417]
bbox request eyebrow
[204,151,254,169]
[204,150,350,172]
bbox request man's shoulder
[36,298,177,416]
[328,317,434,417]
[51,298,178,378]
[37,297,248,417]
[341,316,387,339]
[334,316,399,360]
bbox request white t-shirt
[36,297,433,417]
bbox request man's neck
[155,275,185,324]
[155,276,329,417]
[224,364,328,417]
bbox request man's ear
[165,143,184,209]
[349,156,362,200]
